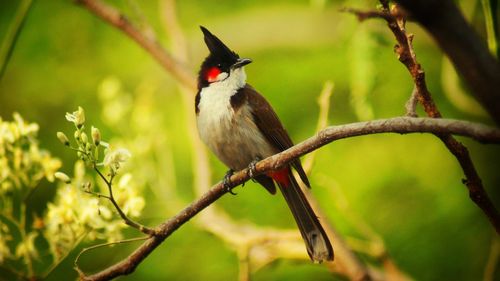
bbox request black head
[198,26,252,88]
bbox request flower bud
[85,142,92,152]
[54,172,71,183]
[91,126,101,146]
[81,132,88,143]
[57,132,70,146]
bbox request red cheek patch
[206,67,221,82]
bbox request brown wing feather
[243,84,310,187]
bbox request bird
[195,26,333,263]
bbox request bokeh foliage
[0,0,499,280]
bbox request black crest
[197,26,241,89]
[200,26,239,64]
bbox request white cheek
[215,72,228,82]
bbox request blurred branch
[480,0,498,58]
[301,82,375,280]
[0,0,33,80]
[160,0,189,64]
[302,81,334,172]
[441,57,488,117]
[346,1,500,234]
[78,116,500,280]
[393,0,500,125]
[75,0,196,91]
[484,235,499,281]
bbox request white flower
[103,148,131,173]
[65,106,85,127]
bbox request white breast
[196,68,276,170]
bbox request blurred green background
[0,0,499,280]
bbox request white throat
[197,67,247,120]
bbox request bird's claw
[247,157,261,179]
[223,169,237,195]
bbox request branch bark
[345,1,500,233]
[394,0,500,125]
[79,117,500,281]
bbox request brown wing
[243,84,310,187]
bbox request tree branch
[75,0,196,91]
[376,1,500,233]
[79,116,500,281]
[345,1,500,233]
[394,0,500,125]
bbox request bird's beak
[231,58,252,69]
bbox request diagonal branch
[345,1,500,233]
[75,0,196,91]
[79,116,500,281]
[394,0,500,125]
[377,1,500,233]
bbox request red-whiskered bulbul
[195,26,334,262]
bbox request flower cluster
[50,106,145,256]
[0,113,61,266]
[0,109,145,279]
[45,161,144,258]
[0,113,61,195]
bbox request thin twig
[78,116,500,281]
[83,189,110,200]
[42,232,88,279]
[405,86,418,117]
[72,142,156,236]
[74,236,149,278]
[93,165,156,236]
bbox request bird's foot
[247,157,261,179]
[223,169,237,195]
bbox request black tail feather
[277,173,334,262]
